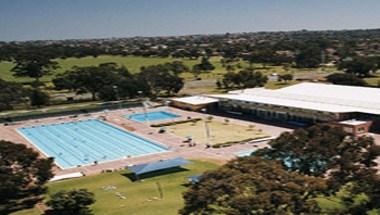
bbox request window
[357,127,365,132]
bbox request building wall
[171,101,215,111]
[331,121,372,136]
[218,99,345,123]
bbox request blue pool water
[17,119,168,169]
[127,111,180,122]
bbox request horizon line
[4,27,380,43]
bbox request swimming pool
[127,111,180,122]
[17,119,168,169]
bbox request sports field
[11,160,218,215]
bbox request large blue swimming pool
[17,119,168,169]
[127,111,180,122]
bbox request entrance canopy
[127,157,191,176]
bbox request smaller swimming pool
[127,111,180,122]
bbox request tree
[45,189,95,215]
[163,61,189,74]
[338,57,376,77]
[295,45,322,68]
[279,74,293,82]
[138,64,184,96]
[319,183,372,215]
[326,73,367,86]
[29,89,50,106]
[53,63,125,100]
[97,66,146,101]
[180,157,326,215]
[190,65,202,80]
[0,141,53,214]
[0,79,29,111]
[11,52,59,85]
[255,125,380,184]
[215,80,223,89]
[225,64,235,73]
[221,69,267,89]
[245,49,291,67]
[255,125,380,213]
[191,57,215,78]
[237,69,268,88]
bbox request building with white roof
[170,96,219,111]
[209,83,380,128]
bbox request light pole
[138,91,149,123]
[113,85,121,109]
[201,108,211,147]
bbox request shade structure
[127,157,191,176]
[187,175,201,184]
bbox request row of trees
[1,55,188,110]
[191,57,215,79]
[0,79,50,111]
[3,42,378,111]
[53,62,186,101]
[338,57,380,77]
[0,141,54,213]
[181,125,380,214]
[326,73,368,86]
[217,69,268,89]
[0,49,58,110]
[3,28,380,68]
[326,57,379,87]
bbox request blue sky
[0,0,380,41]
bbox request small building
[333,119,372,136]
[170,96,219,111]
[268,73,279,81]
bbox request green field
[0,55,220,83]
[12,160,218,215]
[0,55,332,83]
[364,75,380,86]
[1,55,355,98]
[10,158,362,215]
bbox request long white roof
[211,83,380,115]
[171,96,219,105]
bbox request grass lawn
[0,55,212,83]
[11,208,41,215]
[12,160,218,215]
[0,55,335,83]
[167,119,269,147]
[364,74,380,86]
[265,80,300,89]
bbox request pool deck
[0,106,293,176]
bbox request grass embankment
[12,160,219,215]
